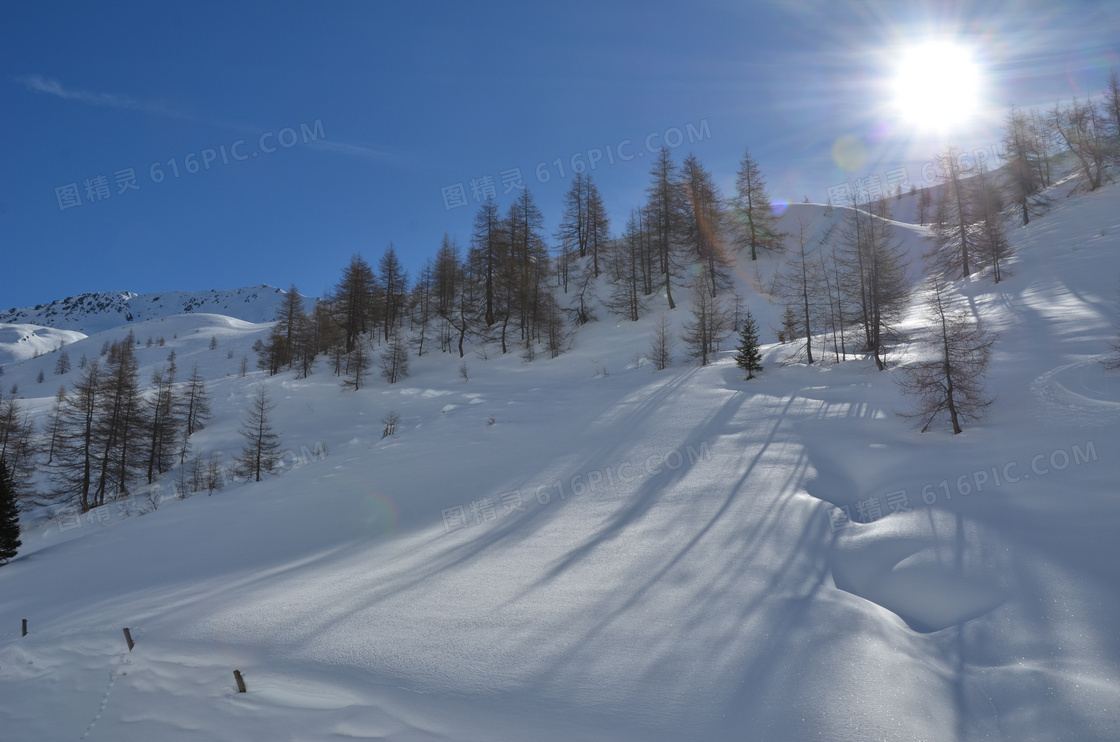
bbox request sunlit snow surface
[2,178,1119,740]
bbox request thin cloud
[14,74,180,117]
[14,74,398,164]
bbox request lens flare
[832,135,867,172]
[360,492,399,537]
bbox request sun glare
[891,41,981,132]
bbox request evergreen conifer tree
[0,460,22,565]
[734,310,764,379]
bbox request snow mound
[0,323,86,365]
[830,512,1008,632]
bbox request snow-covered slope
[1,179,1119,740]
[0,285,295,335]
[0,324,87,366]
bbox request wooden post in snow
[123,628,134,651]
[233,670,247,693]
[22,619,27,637]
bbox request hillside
[1,179,1119,740]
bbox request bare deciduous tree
[649,313,675,371]
[380,333,410,384]
[838,200,910,370]
[342,338,371,391]
[1049,97,1108,191]
[1002,105,1047,226]
[771,217,827,363]
[927,144,976,280]
[680,276,731,366]
[898,278,997,434]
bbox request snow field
[1,178,1119,739]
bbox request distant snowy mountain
[0,285,298,334]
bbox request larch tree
[971,163,1011,284]
[333,255,377,353]
[585,178,610,279]
[556,178,601,325]
[411,258,435,357]
[898,277,997,434]
[275,284,308,371]
[603,209,649,322]
[645,147,685,309]
[342,337,371,391]
[144,361,181,484]
[92,337,144,505]
[380,333,410,384]
[837,200,910,370]
[44,385,67,466]
[780,305,800,344]
[916,186,933,227]
[179,364,212,463]
[556,175,609,325]
[236,386,282,482]
[504,187,551,355]
[0,390,36,504]
[556,172,589,290]
[862,200,911,370]
[51,360,101,511]
[649,312,675,371]
[680,275,731,366]
[449,257,477,359]
[1030,109,1056,188]
[679,153,732,297]
[927,144,976,281]
[470,195,507,328]
[435,238,473,359]
[1050,97,1107,191]
[771,217,827,364]
[258,287,314,377]
[55,349,71,376]
[379,243,409,340]
[1002,105,1046,226]
[310,298,339,364]
[293,301,318,379]
[732,147,783,261]
[818,240,852,363]
[433,234,462,351]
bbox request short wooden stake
[123,627,134,651]
[233,669,247,693]
[22,619,27,637]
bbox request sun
[891,41,981,132]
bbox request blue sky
[2,0,1117,309]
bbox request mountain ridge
[0,285,299,334]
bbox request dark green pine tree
[0,459,22,565]
[735,310,764,380]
